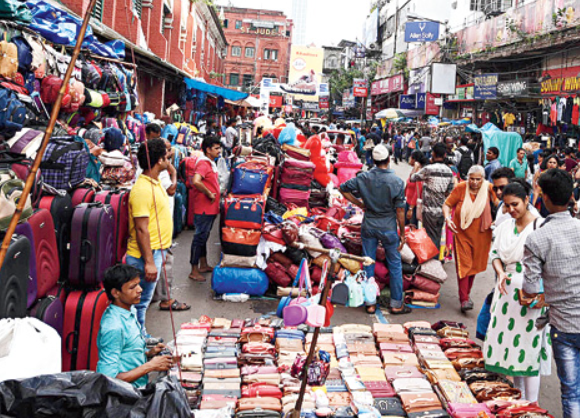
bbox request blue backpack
[0,89,26,137]
[161,124,178,142]
[12,36,32,73]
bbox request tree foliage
[328,67,364,104]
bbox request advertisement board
[431,63,457,95]
[400,94,417,109]
[371,74,404,95]
[404,22,440,43]
[282,45,324,100]
[353,78,368,97]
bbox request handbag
[399,243,415,264]
[220,254,257,268]
[231,167,268,195]
[320,232,347,252]
[241,383,283,399]
[417,259,448,283]
[0,173,33,229]
[330,282,349,305]
[341,232,362,256]
[407,274,441,295]
[384,366,424,382]
[281,221,299,245]
[262,223,285,245]
[266,261,292,287]
[405,225,439,264]
[392,377,433,394]
[283,270,308,326]
[221,227,261,256]
[224,196,265,230]
[282,144,311,161]
[315,216,341,235]
[405,290,440,304]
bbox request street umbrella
[375,108,406,119]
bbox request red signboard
[371,74,404,95]
[425,93,440,115]
[541,65,580,95]
[269,96,283,108]
[353,87,368,97]
[319,96,329,109]
[284,105,293,113]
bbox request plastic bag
[0,371,190,417]
[0,318,61,382]
[405,225,439,264]
[217,157,230,195]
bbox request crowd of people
[90,114,580,417]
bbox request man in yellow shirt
[126,139,173,338]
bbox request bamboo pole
[0,0,99,267]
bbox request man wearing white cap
[340,145,410,315]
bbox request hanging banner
[474,74,498,100]
[404,21,440,43]
[281,45,324,99]
[497,78,534,98]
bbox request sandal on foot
[365,305,376,314]
[388,306,412,315]
[159,300,191,311]
[188,274,206,282]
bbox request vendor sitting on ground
[97,264,174,387]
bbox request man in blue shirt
[484,147,502,181]
[97,264,173,387]
[340,145,410,315]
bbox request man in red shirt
[189,136,222,282]
[564,147,578,173]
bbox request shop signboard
[284,105,293,114]
[371,74,404,95]
[269,95,283,108]
[474,73,498,100]
[353,78,368,97]
[404,21,440,43]
[319,96,329,109]
[400,94,417,109]
[416,93,426,109]
[425,93,440,115]
[303,101,320,112]
[448,84,474,101]
[541,66,580,94]
[497,78,533,98]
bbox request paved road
[146,161,562,415]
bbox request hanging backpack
[11,36,31,73]
[457,148,474,180]
[0,89,26,137]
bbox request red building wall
[222,7,292,89]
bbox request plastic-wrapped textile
[0,371,191,417]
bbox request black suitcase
[0,233,30,319]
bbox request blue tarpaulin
[185,78,249,102]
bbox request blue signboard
[474,73,498,100]
[400,94,417,109]
[416,93,426,109]
[404,22,440,43]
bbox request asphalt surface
[146,161,562,416]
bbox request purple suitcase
[14,222,38,308]
[29,295,63,335]
[68,202,115,288]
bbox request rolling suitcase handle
[80,239,93,263]
[65,331,78,354]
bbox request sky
[215,0,373,47]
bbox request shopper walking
[484,180,551,402]
[509,148,529,179]
[340,145,410,315]
[405,150,427,226]
[523,169,580,418]
[410,143,455,251]
[443,165,498,312]
[393,130,403,164]
[188,136,222,282]
[484,147,502,181]
[419,130,434,161]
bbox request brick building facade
[221,7,292,91]
[60,0,227,116]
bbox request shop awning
[185,78,249,102]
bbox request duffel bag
[40,139,89,190]
[407,274,441,295]
[212,266,269,296]
[231,167,268,195]
[224,196,265,230]
[279,187,310,207]
[281,144,311,161]
[265,261,292,287]
[282,157,315,171]
[221,227,261,256]
[280,168,312,186]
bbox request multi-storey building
[221,6,292,91]
[61,0,227,115]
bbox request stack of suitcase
[278,157,315,208]
[0,181,128,372]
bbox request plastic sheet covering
[0,371,191,417]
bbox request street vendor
[97,264,174,387]
[339,145,410,315]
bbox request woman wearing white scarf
[443,165,498,312]
[483,180,551,403]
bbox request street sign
[404,21,440,43]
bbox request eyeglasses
[493,185,505,192]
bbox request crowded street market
[1,0,580,417]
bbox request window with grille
[235,20,242,29]
[91,0,103,21]
[133,0,142,19]
[231,46,242,57]
[245,47,255,58]
[243,74,253,88]
[230,73,239,86]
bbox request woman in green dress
[484,179,551,402]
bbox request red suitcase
[71,186,96,207]
[62,288,109,372]
[28,209,60,298]
[94,189,129,262]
